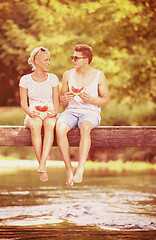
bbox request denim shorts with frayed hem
[57,110,101,129]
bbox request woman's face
[35,51,50,72]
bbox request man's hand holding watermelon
[69,85,86,96]
[79,91,93,103]
[69,85,93,103]
[63,91,75,103]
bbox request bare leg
[56,122,74,188]
[25,117,46,181]
[38,117,57,179]
[73,121,93,183]
[25,117,43,162]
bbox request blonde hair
[28,47,50,71]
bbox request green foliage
[0,146,62,161]
[0,107,25,125]
[0,0,155,109]
[1,101,156,127]
[101,98,156,126]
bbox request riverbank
[0,158,156,174]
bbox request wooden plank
[90,126,156,147]
[0,126,156,147]
[0,126,32,146]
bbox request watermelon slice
[70,85,86,95]
[35,105,49,112]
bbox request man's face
[72,51,87,69]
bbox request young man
[56,44,110,187]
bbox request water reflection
[0,160,156,239]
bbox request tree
[0,0,155,105]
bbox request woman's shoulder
[20,73,31,81]
[48,73,59,86]
[19,74,31,88]
[19,73,31,82]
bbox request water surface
[0,160,156,239]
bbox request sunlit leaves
[0,0,155,105]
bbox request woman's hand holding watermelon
[29,110,41,118]
[47,109,58,117]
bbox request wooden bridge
[0,126,156,147]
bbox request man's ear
[84,58,89,64]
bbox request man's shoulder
[90,67,102,75]
[90,68,106,84]
[63,69,75,79]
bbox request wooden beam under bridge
[0,126,156,147]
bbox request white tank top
[66,69,101,116]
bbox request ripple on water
[0,185,155,231]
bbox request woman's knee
[44,118,56,129]
[28,119,42,131]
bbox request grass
[0,159,155,175]
[0,107,26,125]
[101,98,156,126]
[0,98,156,126]
[86,160,156,171]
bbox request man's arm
[60,70,74,108]
[80,72,110,107]
[97,72,110,106]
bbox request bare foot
[73,167,84,183]
[66,169,74,188]
[39,172,48,182]
[38,164,46,173]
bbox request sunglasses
[70,56,87,61]
[34,47,49,58]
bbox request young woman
[19,47,59,182]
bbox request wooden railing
[0,126,156,147]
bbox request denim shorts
[57,110,101,129]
